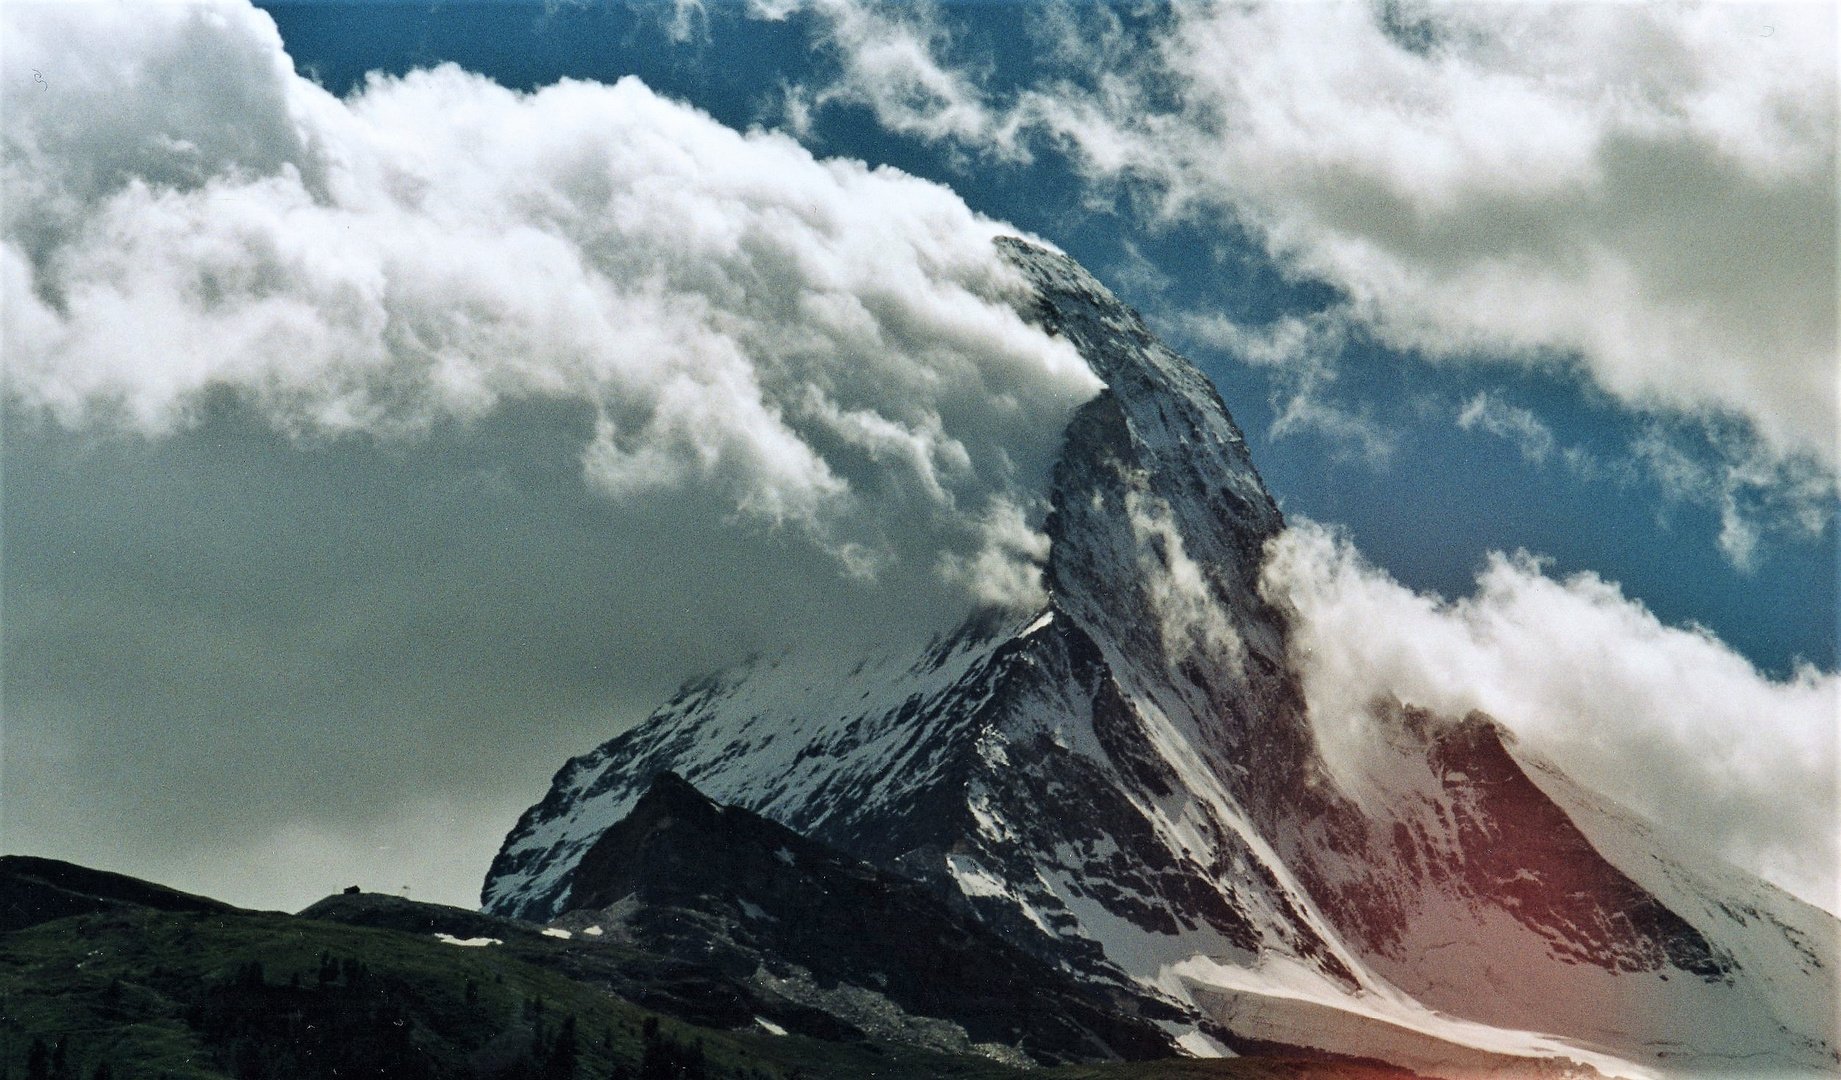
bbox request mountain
[551,770,1182,1065]
[483,238,1839,1079]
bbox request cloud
[2,0,1101,608]
[1124,2,1835,466]
[1260,520,1839,912]
[1126,489,1245,669]
[53,792,521,913]
[1177,307,1399,465]
[1632,420,1837,573]
[1451,388,1835,572]
[772,0,1837,520]
[757,0,1025,156]
[2,404,1019,912]
[1457,391,1556,466]
[0,0,1107,909]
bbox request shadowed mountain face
[485,239,1839,1078]
[1405,709,1726,977]
[559,770,1183,1065]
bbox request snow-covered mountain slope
[1512,736,1839,1072]
[484,238,1838,1079]
[1279,699,1837,1077]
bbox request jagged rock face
[1397,708,1726,978]
[559,771,1182,1065]
[484,239,1838,1078]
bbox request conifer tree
[543,1014,577,1080]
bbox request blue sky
[3,0,1834,911]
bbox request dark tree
[25,1037,47,1080]
[230,1036,263,1080]
[191,957,432,1080]
[638,1022,707,1080]
[542,1014,577,1080]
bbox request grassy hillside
[0,875,1420,1080]
[0,904,1037,1080]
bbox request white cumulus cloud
[1260,519,1839,912]
[771,0,1838,542]
[2,0,1102,607]
[1133,1,1837,464]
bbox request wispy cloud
[1454,390,1834,571]
[763,0,1839,553]
[1462,393,1604,484]
[1261,519,1839,912]
[758,0,1029,157]
[1457,392,1558,467]
[1177,307,1399,467]
[1633,422,1836,573]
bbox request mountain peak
[627,769,724,824]
[484,238,1839,1078]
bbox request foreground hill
[0,854,1425,1080]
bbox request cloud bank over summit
[4,0,1099,607]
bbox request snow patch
[433,934,501,948]
[1174,1029,1232,1058]
[946,854,1010,899]
[541,927,572,939]
[968,792,1014,841]
[1166,953,1658,1080]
